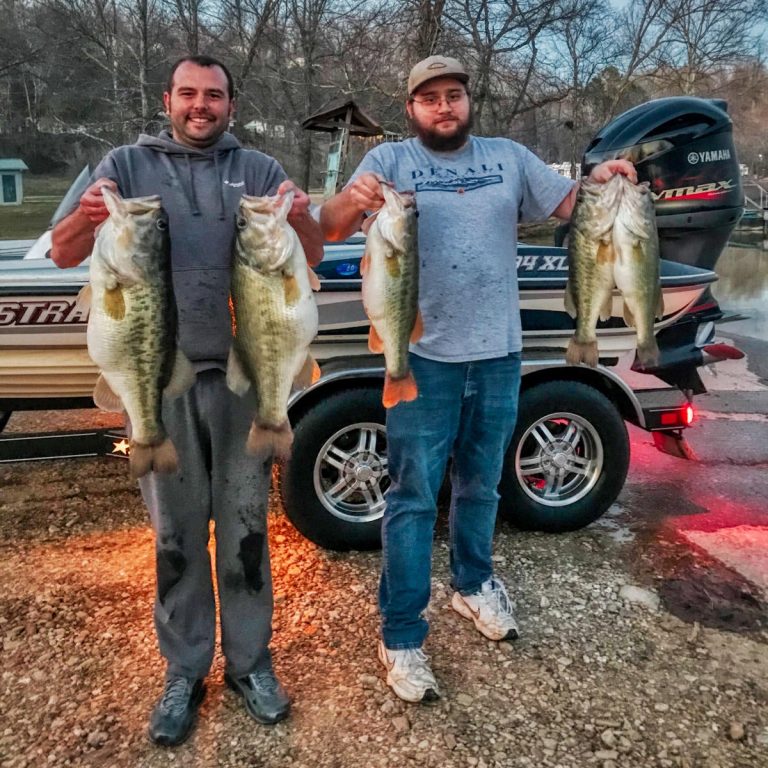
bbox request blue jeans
[379,352,522,649]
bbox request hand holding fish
[277,179,311,219]
[587,159,637,185]
[346,172,388,214]
[79,178,119,223]
[275,179,324,266]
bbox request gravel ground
[1,412,767,768]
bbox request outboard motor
[582,97,744,271]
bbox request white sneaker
[377,641,440,704]
[451,577,520,641]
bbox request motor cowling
[582,97,744,270]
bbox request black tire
[0,411,11,433]
[278,387,387,551]
[498,381,629,532]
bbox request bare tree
[550,0,612,175]
[167,0,204,53]
[443,0,583,133]
[658,0,768,94]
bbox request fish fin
[622,301,636,328]
[226,347,251,396]
[163,349,196,400]
[596,240,615,264]
[246,420,293,460]
[566,338,599,367]
[129,437,178,479]
[307,265,321,291]
[76,284,92,312]
[655,288,664,320]
[93,374,125,413]
[360,252,370,276]
[410,311,424,343]
[564,280,577,319]
[103,285,126,320]
[636,339,660,370]
[599,292,613,323]
[368,324,385,354]
[294,353,321,389]
[284,273,300,305]
[383,372,418,409]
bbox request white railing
[744,182,768,210]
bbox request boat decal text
[653,179,735,202]
[516,254,568,271]
[0,299,88,326]
[687,149,731,164]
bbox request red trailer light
[659,404,695,427]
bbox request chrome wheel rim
[515,412,603,507]
[313,421,389,523]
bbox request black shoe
[148,676,205,747]
[225,668,290,724]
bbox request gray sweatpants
[138,369,274,680]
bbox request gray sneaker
[225,668,290,724]
[148,676,205,747]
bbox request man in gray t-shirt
[321,54,635,704]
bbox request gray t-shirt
[349,136,575,362]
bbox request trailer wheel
[498,381,629,532]
[278,387,386,551]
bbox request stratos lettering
[0,299,88,326]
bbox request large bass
[362,183,422,408]
[565,173,662,368]
[83,187,194,479]
[227,191,320,459]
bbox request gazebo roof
[302,100,382,136]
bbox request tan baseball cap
[407,55,469,96]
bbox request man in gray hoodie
[52,55,323,745]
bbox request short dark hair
[166,55,235,100]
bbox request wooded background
[1,0,767,188]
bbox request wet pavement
[602,322,768,637]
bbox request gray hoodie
[91,130,287,367]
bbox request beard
[410,113,473,152]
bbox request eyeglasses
[410,91,467,109]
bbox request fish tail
[129,437,178,479]
[635,339,660,370]
[382,371,418,408]
[246,420,293,460]
[566,338,599,367]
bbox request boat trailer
[0,400,128,464]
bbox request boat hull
[0,246,717,401]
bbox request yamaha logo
[687,149,731,164]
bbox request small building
[303,101,385,198]
[0,159,29,205]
